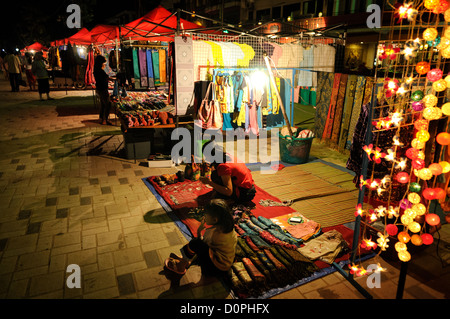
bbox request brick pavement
[0,78,448,300]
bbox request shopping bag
[198,82,220,129]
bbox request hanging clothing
[193,40,215,81]
[138,49,148,87]
[298,46,314,87]
[85,47,95,86]
[146,49,155,87]
[159,49,167,83]
[132,48,140,80]
[152,50,160,83]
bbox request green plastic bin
[279,129,313,164]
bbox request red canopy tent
[66,28,92,45]
[23,42,49,52]
[89,25,120,46]
[120,5,202,41]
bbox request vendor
[199,140,256,204]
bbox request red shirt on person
[216,162,254,190]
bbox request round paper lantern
[409,182,422,192]
[398,251,411,262]
[411,90,424,101]
[398,231,411,243]
[412,203,426,216]
[406,148,419,159]
[414,120,428,131]
[412,158,425,170]
[401,214,414,225]
[433,107,442,120]
[424,0,439,9]
[417,151,425,160]
[429,163,443,175]
[411,101,424,112]
[423,107,437,120]
[408,192,421,204]
[423,188,436,200]
[416,130,430,142]
[411,138,425,149]
[439,161,450,173]
[422,94,438,107]
[395,241,407,252]
[409,221,422,233]
[386,224,399,236]
[427,68,443,81]
[423,28,439,41]
[404,208,417,219]
[418,168,433,180]
[425,213,440,226]
[434,0,450,13]
[421,233,434,245]
[445,27,450,39]
[411,234,423,246]
[416,61,431,75]
[438,36,450,50]
[442,103,450,116]
[433,79,447,92]
[396,172,410,184]
[445,8,450,21]
[434,187,446,199]
[436,132,450,145]
[442,45,450,58]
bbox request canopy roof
[23,42,48,52]
[67,28,92,45]
[89,24,119,45]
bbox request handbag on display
[197,82,222,130]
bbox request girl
[165,199,237,279]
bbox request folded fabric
[237,237,256,257]
[250,216,268,230]
[267,228,299,246]
[234,224,246,236]
[242,257,266,285]
[270,213,311,230]
[259,230,298,250]
[245,219,265,233]
[297,229,349,264]
[285,220,321,241]
[232,262,253,286]
[249,235,271,249]
[257,216,285,232]
[238,222,259,236]
[245,236,260,252]
[249,255,272,283]
[269,246,292,269]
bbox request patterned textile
[322,73,341,140]
[249,256,272,283]
[242,257,266,285]
[330,73,348,144]
[346,76,366,150]
[267,228,299,246]
[362,77,374,106]
[249,235,271,249]
[314,72,334,138]
[159,49,167,83]
[338,75,358,151]
[237,237,256,257]
[245,236,260,252]
[297,230,349,264]
[232,262,253,286]
[138,49,148,87]
[250,216,268,230]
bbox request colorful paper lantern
[406,148,419,159]
[396,172,410,183]
[418,168,433,180]
[434,0,450,13]
[409,182,422,192]
[442,102,450,116]
[411,101,424,111]
[411,234,423,246]
[412,203,426,216]
[445,8,450,21]
[434,187,446,199]
[408,192,421,204]
[411,138,425,149]
[416,61,430,74]
[424,0,439,9]
[398,250,411,262]
[386,224,399,236]
[422,94,438,108]
[411,90,424,101]
[439,161,450,173]
[416,130,430,142]
[442,45,450,58]
[425,213,440,226]
[423,28,439,41]
[409,221,422,233]
[421,233,434,245]
[404,208,417,219]
[437,36,450,50]
[395,241,408,252]
[398,231,411,243]
[413,119,428,131]
[401,214,414,225]
[423,107,436,120]
[433,79,447,92]
[429,163,443,175]
[423,188,436,200]
[436,132,450,145]
[427,68,443,81]
[445,27,450,39]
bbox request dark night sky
[1,0,162,51]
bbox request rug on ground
[143,169,373,299]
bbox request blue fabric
[146,50,154,79]
[222,112,233,130]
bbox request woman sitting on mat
[165,199,237,281]
[199,140,256,204]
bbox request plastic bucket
[279,129,313,164]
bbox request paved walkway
[0,77,448,300]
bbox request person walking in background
[24,52,36,91]
[32,51,53,100]
[4,50,22,92]
[93,55,113,125]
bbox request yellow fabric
[205,41,224,67]
[234,43,254,67]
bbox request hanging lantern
[398,250,411,262]
[398,231,411,243]
[439,161,450,173]
[445,27,450,39]
[433,79,447,92]
[416,130,430,142]
[395,241,408,252]
[406,147,419,159]
[408,221,422,233]
[442,45,450,58]
[415,61,430,74]
[411,90,424,101]
[411,234,423,246]
[408,192,421,204]
[445,8,450,21]
[411,138,425,149]
[437,36,450,50]
[404,208,417,219]
[425,0,440,9]
[422,94,438,107]
[418,168,433,180]
[423,188,437,200]
[427,68,443,81]
[414,119,428,131]
[412,101,424,111]
[434,187,446,199]
[425,213,441,226]
[423,28,439,41]
[429,163,443,175]
[436,132,450,145]
[433,107,443,120]
[423,107,437,120]
[412,158,425,170]
[396,172,410,183]
[401,214,414,225]
[434,0,450,13]
[409,182,422,192]
[412,203,426,216]
[421,233,434,245]
[385,224,399,236]
[442,102,450,115]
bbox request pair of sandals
[164,253,189,275]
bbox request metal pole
[396,262,408,299]
[263,52,293,137]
